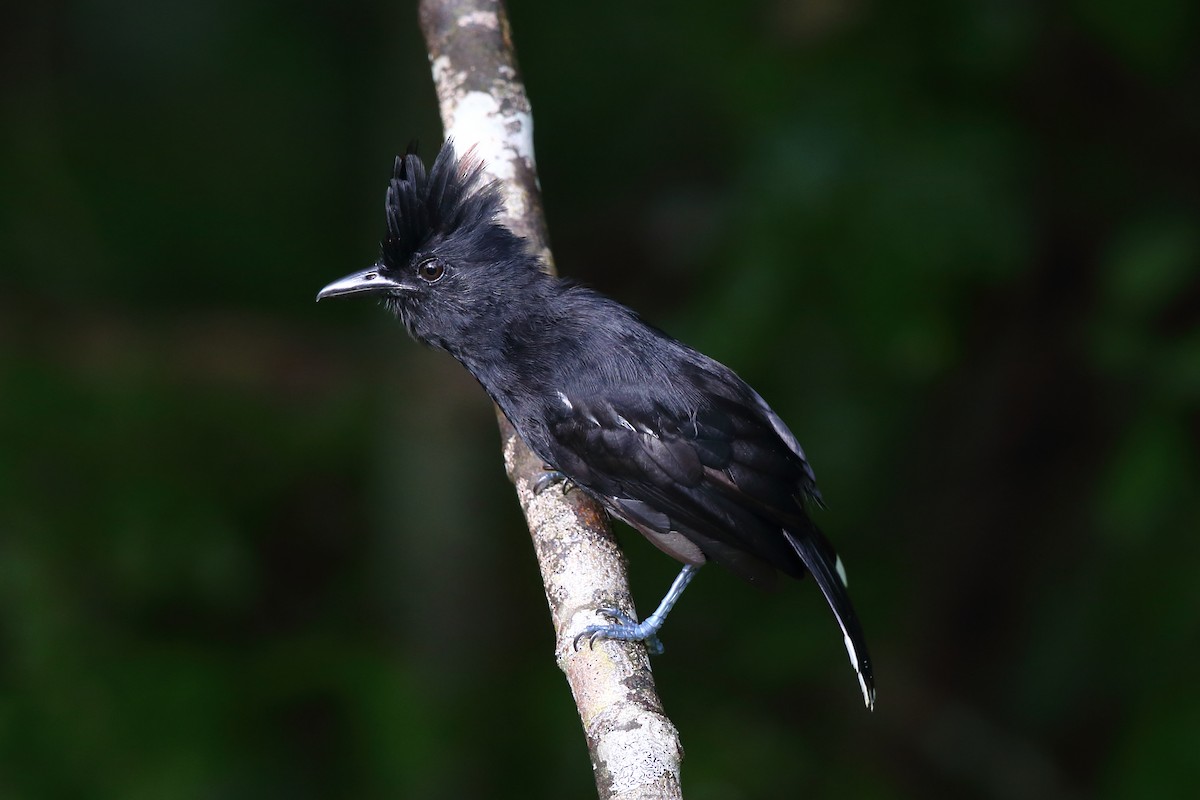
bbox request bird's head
[317,140,540,351]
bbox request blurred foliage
[2,0,1198,798]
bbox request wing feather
[544,389,814,581]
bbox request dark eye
[417,258,445,283]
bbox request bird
[317,140,875,710]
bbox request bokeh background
[3,1,1198,797]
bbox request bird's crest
[381,139,502,267]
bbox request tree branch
[417,2,683,797]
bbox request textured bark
[417,2,684,798]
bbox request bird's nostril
[365,272,377,281]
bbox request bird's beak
[316,266,409,301]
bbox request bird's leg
[574,564,700,655]
[533,467,577,495]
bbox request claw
[596,606,636,626]
[533,469,577,496]
[572,629,597,651]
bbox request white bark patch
[457,10,498,29]
[594,705,682,797]
[449,91,533,181]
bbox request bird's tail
[784,526,876,710]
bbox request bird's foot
[533,468,576,496]
[573,608,665,655]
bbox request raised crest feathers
[380,139,502,267]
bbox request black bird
[318,141,875,709]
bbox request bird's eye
[416,258,445,283]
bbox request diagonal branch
[416,2,684,798]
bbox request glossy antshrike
[318,141,875,709]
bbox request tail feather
[784,527,876,710]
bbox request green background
[3,1,1198,797]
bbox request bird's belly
[604,499,707,566]
[643,529,708,565]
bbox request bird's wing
[543,380,816,584]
